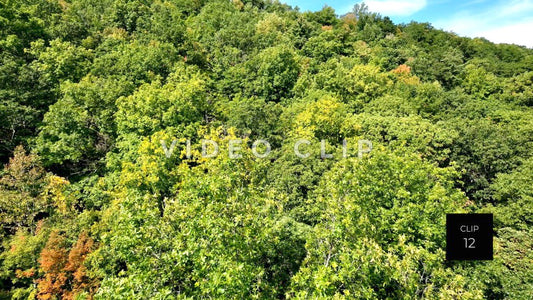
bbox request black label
[446,214,493,260]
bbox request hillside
[1,0,532,298]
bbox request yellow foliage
[293,95,347,138]
[43,175,72,214]
[256,13,286,35]
[232,0,244,10]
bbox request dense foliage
[1,0,532,298]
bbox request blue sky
[282,0,533,48]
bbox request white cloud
[434,0,533,48]
[365,0,427,16]
[498,0,533,17]
[477,20,533,47]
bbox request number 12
[463,238,475,248]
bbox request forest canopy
[1,0,532,299]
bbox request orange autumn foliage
[37,232,68,299]
[15,268,36,279]
[65,232,96,292]
[391,64,421,85]
[392,64,411,74]
[37,231,97,300]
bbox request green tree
[288,151,479,298]
[0,146,49,235]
